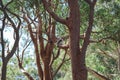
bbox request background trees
[0,0,21,79]
[0,0,120,80]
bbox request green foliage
[94,0,120,42]
[1,0,120,80]
[6,58,26,80]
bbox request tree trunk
[69,30,87,80]
[43,60,51,80]
[1,61,7,80]
[67,0,87,80]
[42,0,90,79]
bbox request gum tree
[42,0,97,80]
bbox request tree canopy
[0,0,120,80]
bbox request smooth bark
[1,61,7,80]
[43,60,51,80]
[67,0,87,80]
[42,0,97,80]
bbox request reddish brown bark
[43,0,90,80]
[24,14,44,80]
[67,0,87,80]
[24,10,56,80]
[24,0,97,80]
[82,0,97,55]
[43,60,51,80]
[42,24,55,80]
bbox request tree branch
[1,14,6,61]
[87,67,110,80]
[42,0,67,25]
[85,0,97,6]
[16,55,34,80]
[4,0,13,9]
[53,50,70,77]
[84,0,91,4]
[6,8,21,29]
[24,14,44,80]
[81,0,97,54]
[21,40,32,63]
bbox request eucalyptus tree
[42,0,97,80]
[2,0,119,80]
[9,0,70,80]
